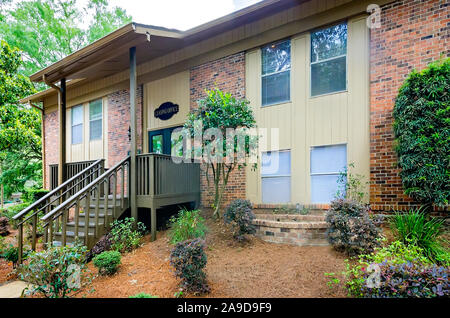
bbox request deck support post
[58,78,67,185]
[150,155,156,241]
[129,47,138,224]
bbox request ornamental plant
[93,250,121,276]
[183,89,257,219]
[18,242,88,298]
[393,58,450,209]
[169,238,209,295]
[168,209,207,245]
[326,199,381,256]
[224,199,256,242]
[110,217,146,253]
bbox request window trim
[309,22,348,98]
[71,105,83,145]
[261,149,291,203]
[89,99,103,141]
[261,39,292,107]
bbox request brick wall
[43,110,59,189]
[107,85,144,167]
[190,52,247,209]
[369,0,449,212]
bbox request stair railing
[13,159,105,264]
[40,156,130,250]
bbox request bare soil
[75,216,348,298]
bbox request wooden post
[150,155,156,241]
[58,78,67,186]
[129,47,138,224]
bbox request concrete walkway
[0,281,30,298]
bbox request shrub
[168,209,207,245]
[22,188,50,204]
[1,203,28,228]
[18,242,87,298]
[169,238,209,295]
[3,245,19,267]
[93,251,121,276]
[224,199,256,241]
[390,209,449,264]
[129,293,158,298]
[86,233,112,262]
[110,217,146,253]
[326,199,381,256]
[393,58,450,208]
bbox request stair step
[66,221,104,228]
[78,212,112,218]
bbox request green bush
[224,199,256,241]
[129,292,158,298]
[326,199,381,256]
[18,242,87,298]
[393,58,450,208]
[92,251,121,275]
[22,188,50,204]
[390,209,449,264]
[1,203,29,228]
[2,245,19,267]
[169,238,209,295]
[168,209,207,245]
[110,217,146,253]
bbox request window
[152,135,163,154]
[71,105,83,144]
[311,23,347,96]
[261,150,291,203]
[261,40,291,106]
[89,99,102,140]
[310,144,347,203]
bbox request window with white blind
[311,23,347,96]
[261,150,291,203]
[261,40,291,106]
[310,144,347,203]
[89,99,102,141]
[71,105,83,145]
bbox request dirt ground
[75,216,348,298]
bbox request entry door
[148,126,182,155]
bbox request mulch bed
[75,215,348,298]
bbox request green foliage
[393,58,450,207]
[170,238,209,295]
[110,217,146,253]
[184,89,257,218]
[129,292,158,298]
[22,188,49,204]
[335,163,369,203]
[1,203,29,228]
[344,241,448,298]
[390,209,449,264]
[0,0,131,77]
[168,209,207,245]
[224,199,256,241]
[18,242,88,298]
[92,250,121,276]
[2,245,19,266]
[326,199,381,256]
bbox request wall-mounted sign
[154,102,179,121]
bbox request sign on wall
[154,102,179,120]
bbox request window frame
[261,39,292,107]
[71,105,83,145]
[310,143,347,203]
[309,22,348,98]
[89,99,103,141]
[261,149,291,204]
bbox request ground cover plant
[110,217,146,253]
[93,250,121,276]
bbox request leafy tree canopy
[393,58,450,209]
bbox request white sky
[81,0,264,31]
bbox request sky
[84,0,264,31]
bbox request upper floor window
[71,105,83,145]
[311,23,347,96]
[89,99,102,141]
[261,40,291,106]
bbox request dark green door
[148,126,182,155]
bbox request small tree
[184,89,257,219]
[393,58,450,210]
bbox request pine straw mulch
[74,215,348,298]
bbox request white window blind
[261,150,291,203]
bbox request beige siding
[66,97,108,164]
[143,71,190,152]
[245,16,370,205]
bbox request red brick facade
[107,85,144,168]
[190,52,247,209]
[369,0,449,212]
[43,110,59,189]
